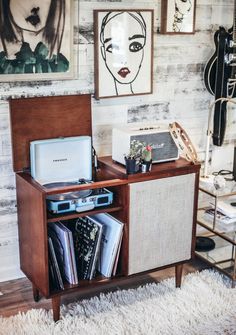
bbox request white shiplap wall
[0,0,235,282]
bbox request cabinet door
[128,173,196,275]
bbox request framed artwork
[0,0,74,82]
[161,0,196,34]
[94,9,153,99]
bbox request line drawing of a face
[100,11,147,95]
[173,0,192,32]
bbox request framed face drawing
[0,0,74,81]
[161,0,196,34]
[94,9,153,99]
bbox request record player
[46,183,113,214]
[30,136,113,213]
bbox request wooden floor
[0,259,209,319]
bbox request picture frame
[161,0,196,34]
[94,9,153,99]
[0,0,74,82]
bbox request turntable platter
[47,190,92,201]
[44,181,92,201]
[44,182,77,188]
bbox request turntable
[29,136,113,214]
[45,180,113,214]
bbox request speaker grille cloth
[128,173,195,275]
[131,133,178,161]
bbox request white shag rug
[0,270,235,335]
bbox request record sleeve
[90,213,124,278]
[71,217,103,280]
[48,237,64,290]
[48,222,78,285]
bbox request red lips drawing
[118,67,130,78]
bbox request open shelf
[49,273,124,296]
[197,181,236,287]
[197,209,236,245]
[47,205,123,222]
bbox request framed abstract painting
[0,0,74,81]
[94,9,153,99]
[161,0,196,34]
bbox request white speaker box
[112,124,179,165]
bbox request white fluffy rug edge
[0,269,235,335]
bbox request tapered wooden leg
[175,264,183,288]
[32,284,40,302]
[52,296,61,322]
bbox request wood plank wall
[0,0,235,282]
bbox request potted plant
[141,144,152,173]
[124,140,143,174]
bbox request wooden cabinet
[9,95,200,321]
[14,157,200,321]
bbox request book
[72,217,103,280]
[202,208,236,233]
[203,208,236,225]
[48,221,78,285]
[90,213,124,278]
[210,196,236,218]
[48,237,64,290]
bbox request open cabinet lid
[9,94,92,173]
[30,136,93,185]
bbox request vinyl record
[195,237,215,252]
[46,190,92,201]
[44,182,72,188]
[44,181,89,188]
[44,181,92,200]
